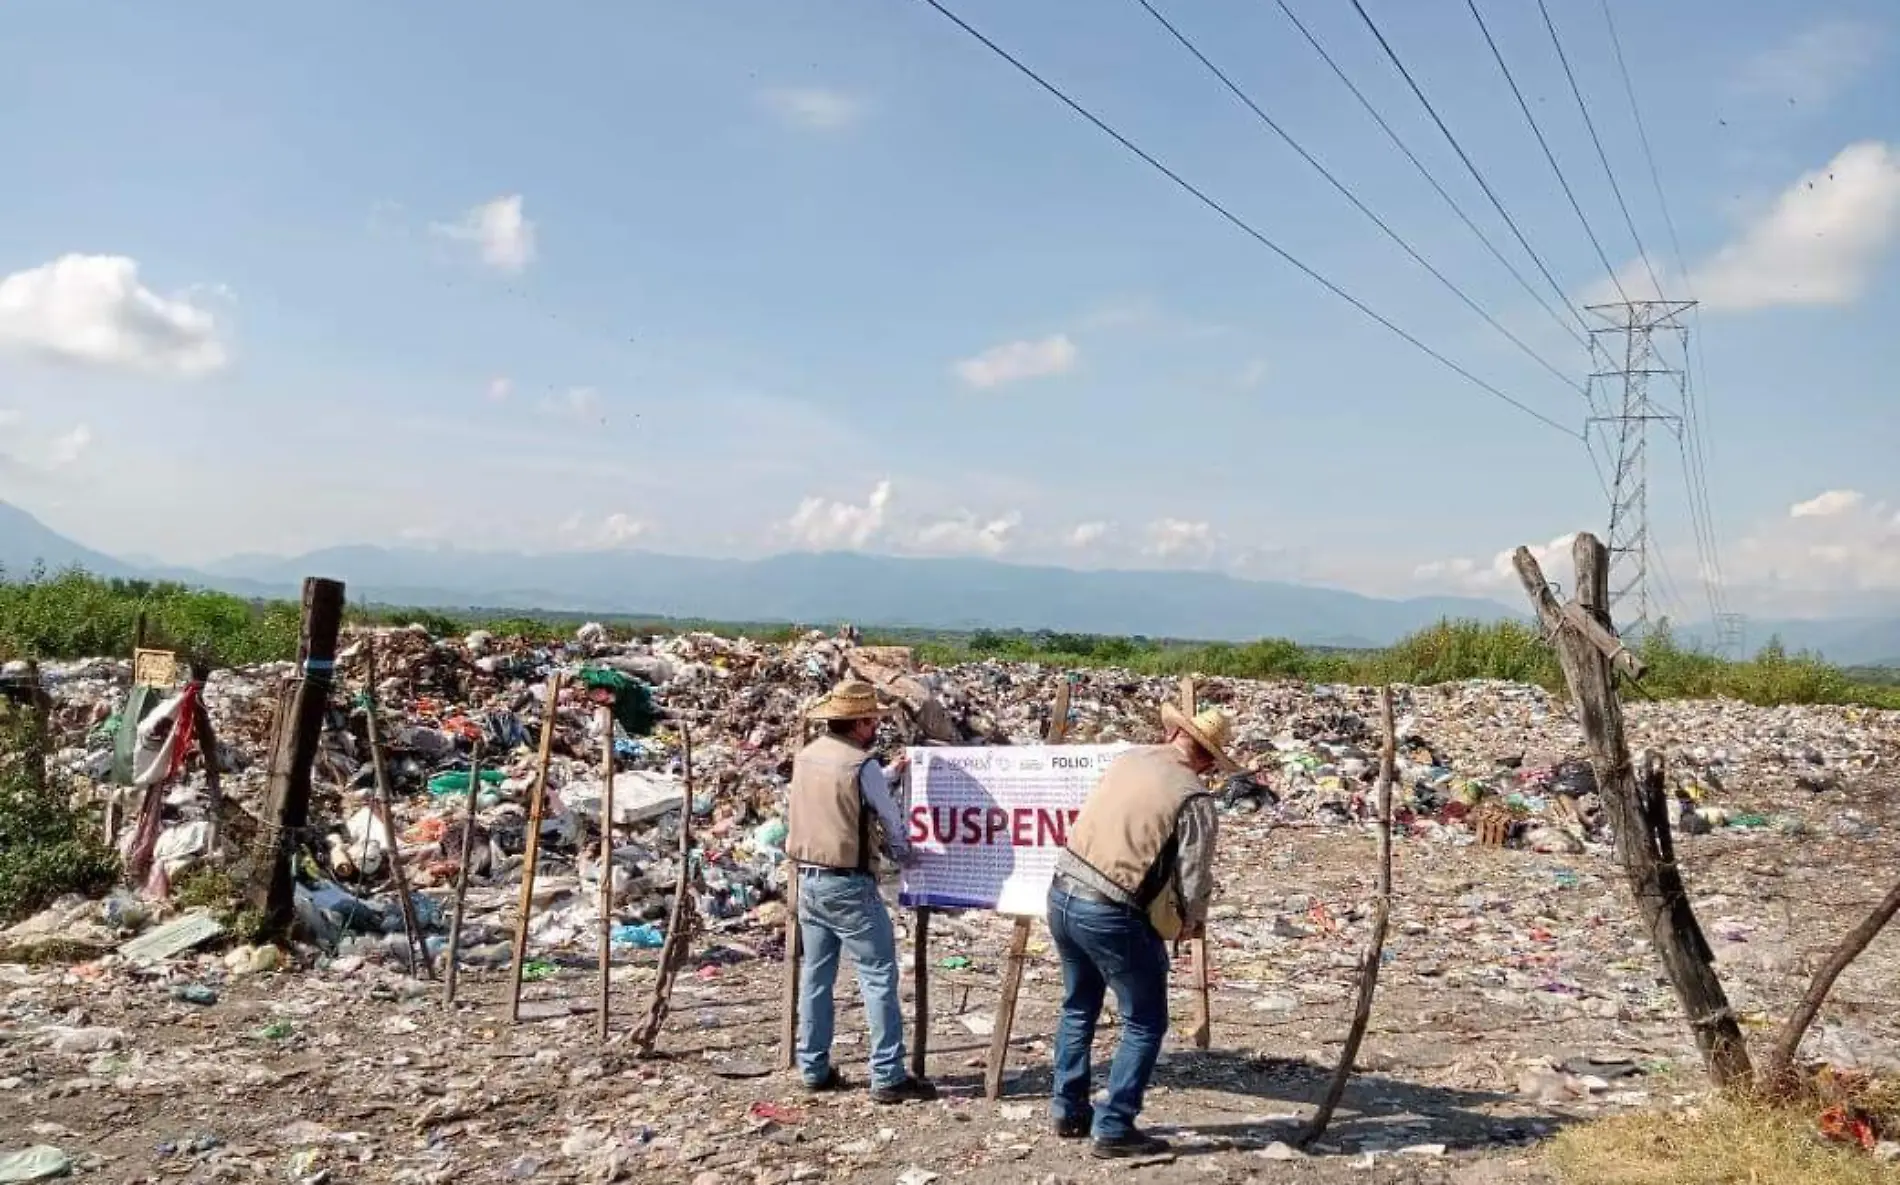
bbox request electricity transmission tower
[1586,299,1695,635]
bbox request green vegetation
[2,566,1897,711]
[0,708,119,925]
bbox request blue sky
[0,0,1895,619]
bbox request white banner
[897,743,1131,917]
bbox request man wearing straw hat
[786,679,939,1104]
[1046,699,1238,1158]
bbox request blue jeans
[797,870,906,1089]
[1047,883,1170,1140]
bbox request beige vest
[786,733,873,871]
[1067,745,1206,938]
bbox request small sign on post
[133,648,178,689]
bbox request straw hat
[806,679,889,722]
[1160,702,1241,773]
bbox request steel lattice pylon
[1585,299,1695,635]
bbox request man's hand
[886,752,911,781]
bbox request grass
[2,565,1898,711]
[1548,1094,1900,1185]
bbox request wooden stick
[634,723,699,1055]
[1301,685,1397,1146]
[1766,875,1900,1086]
[598,705,616,1042]
[778,863,802,1071]
[442,743,482,1006]
[980,677,1074,1098]
[190,662,223,859]
[365,638,434,980]
[1177,676,1213,1049]
[911,906,932,1080]
[1514,536,1751,1087]
[984,916,1033,1100]
[508,671,565,1024]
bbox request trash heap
[8,626,1899,973]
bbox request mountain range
[4,498,1898,662]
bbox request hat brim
[1161,702,1241,773]
[807,698,892,722]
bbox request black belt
[1051,873,1126,909]
[799,865,864,878]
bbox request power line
[1132,0,1588,400]
[1534,0,1665,301]
[1345,0,1589,336]
[914,0,1585,440]
[1466,0,1631,314]
[1267,0,1589,352]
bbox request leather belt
[799,865,863,878]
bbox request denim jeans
[797,870,907,1089]
[1047,883,1171,1140]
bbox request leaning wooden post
[1513,534,1751,1087]
[982,677,1073,1100]
[778,865,803,1071]
[442,742,483,1006]
[1301,685,1397,1146]
[188,661,224,859]
[597,705,616,1042]
[507,671,566,1023]
[364,638,434,979]
[1766,874,1900,1086]
[1179,676,1212,1051]
[247,578,346,934]
[635,723,698,1055]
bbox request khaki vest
[786,733,873,871]
[1067,745,1206,939]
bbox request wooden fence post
[1513,534,1751,1087]
[247,578,346,933]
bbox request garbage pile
[8,626,1899,973]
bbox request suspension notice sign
[896,743,1131,916]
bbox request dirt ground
[5,774,1898,1184]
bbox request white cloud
[0,409,19,430]
[487,376,513,403]
[1235,359,1270,391]
[954,334,1078,390]
[1145,518,1215,560]
[1694,141,1900,311]
[760,87,864,131]
[913,510,1022,557]
[0,254,228,376]
[786,480,892,550]
[47,424,91,469]
[1415,532,1579,592]
[1736,20,1883,107]
[1791,489,1864,518]
[559,511,647,550]
[1067,521,1111,548]
[434,195,537,272]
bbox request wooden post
[364,638,433,979]
[442,743,482,1006]
[1178,676,1212,1050]
[778,864,802,1071]
[598,705,616,1042]
[984,918,1033,1100]
[1302,686,1397,1146]
[981,677,1073,1100]
[1513,534,1751,1087]
[247,578,346,932]
[188,660,224,859]
[910,906,931,1080]
[507,671,565,1023]
[634,723,699,1055]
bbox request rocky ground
[4,632,1899,1183]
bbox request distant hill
[8,497,1900,661]
[0,501,137,579]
